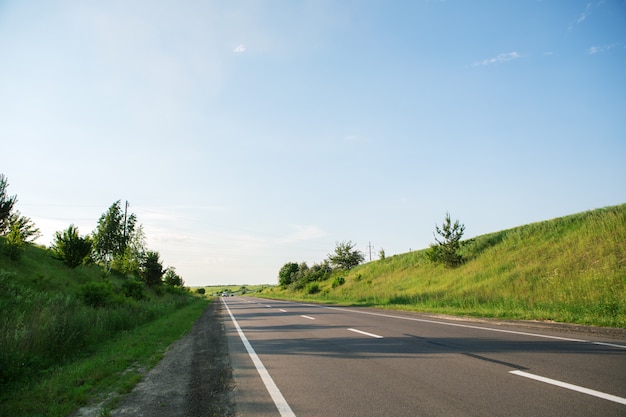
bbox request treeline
[0,173,183,289]
[278,240,364,293]
[279,213,467,293]
[0,174,198,389]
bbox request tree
[112,223,146,275]
[428,212,465,268]
[4,222,25,260]
[52,224,93,268]
[0,174,17,234]
[141,250,164,286]
[164,267,184,287]
[278,262,299,287]
[6,211,40,243]
[328,240,364,270]
[92,200,136,272]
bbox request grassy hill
[0,242,208,416]
[264,204,626,328]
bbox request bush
[51,224,92,268]
[196,288,206,295]
[332,276,345,288]
[306,282,320,294]
[3,222,25,261]
[122,278,146,301]
[79,281,116,308]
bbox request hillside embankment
[262,204,626,328]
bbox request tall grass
[265,204,626,327]
[0,270,192,386]
[0,243,198,391]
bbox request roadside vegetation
[266,205,626,328]
[0,174,209,416]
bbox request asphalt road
[223,296,626,417]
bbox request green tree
[92,200,136,272]
[141,250,164,286]
[278,262,299,287]
[428,212,465,268]
[51,224,93,268]
[164,267,184,287]
[4,221,25,260]
[112,223,146,275]
[0,174,17,234]
[328,240,364,270]
[6,211,40,243]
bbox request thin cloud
[587,43,619,55]
[233,44,246,53]
[474,51,521,67]
[276,225,328,244]
[577,3,592,24]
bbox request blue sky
[1,1,624,286]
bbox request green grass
[0,242,210,417]
[261,204,626,328]
[0,298,209,417]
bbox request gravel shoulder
[74,300,234,417]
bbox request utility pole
[366,241,374,261]
[123,200,129,246]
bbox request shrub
[79,281,116,308]
[3,222,25,260]
[332,276,345,288]
[122,278,146,301]
[306,282,320,294]
[51,224,92,268]
[196,288,206,295]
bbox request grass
[261,204,626,328]
[0,297,209,417]
[0,242,211,417]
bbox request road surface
[224,296,626,417]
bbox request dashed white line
[301,315,315,320]
[348,328,384,339]
[510,370,626,405]
[223,299,296,417]
[279,309,287,312]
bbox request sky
[1,1,624,287]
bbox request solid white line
[509,370,626,405]
[348,328,384,339]
[593,341,626,349]
[222,299,296,417]
[301,315,315,320]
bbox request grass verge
[259,204,626,328]
[0,297,210,417]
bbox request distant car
[222,293,228,297]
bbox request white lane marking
[266,305,272,308]
[510,370,626,405]
[348,328,384,339]
[279,309,287,312]
[223,299,296,417]
[593,342,626,349]
[316,305,607,344]
[252,299,626,348]
[301,315,315,320]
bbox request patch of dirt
[73,301,234,417]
